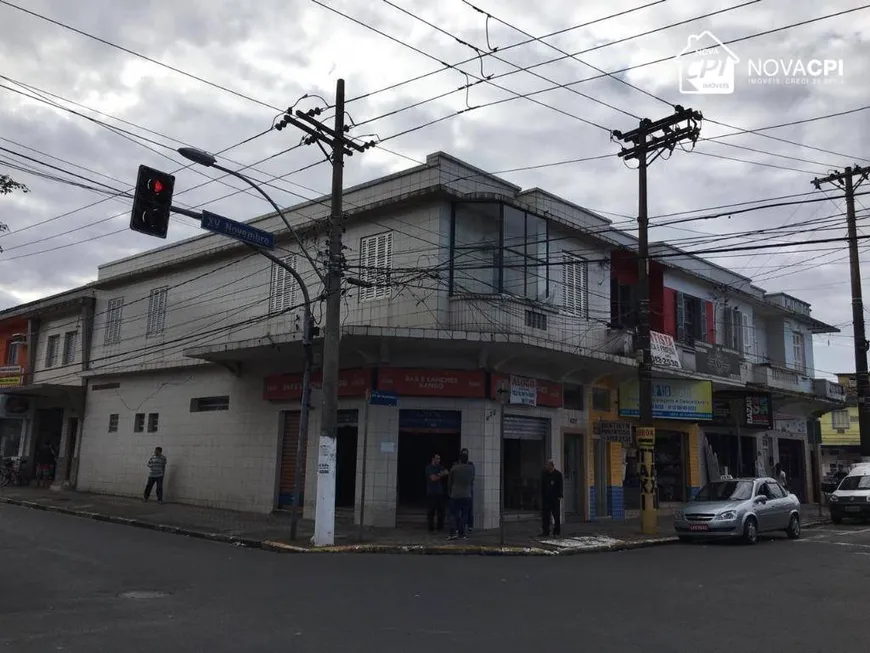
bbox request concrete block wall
[76,365,282,513]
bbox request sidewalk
[0,488,830,556]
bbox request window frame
[5,337,23,367]
[449,201,550,301]
[791,331,806,374]
[269,255,299,314]
[147,413,159,433]
[104,297,124,345]
[562,252,589,317]
[359,231,393,302]
[146,287,169,337]
[190,396,230,412]
[133,413,145,433]
[832,409,850,429]
[45,334,60,368]
[61,330,78,366]
[108,413,119,433]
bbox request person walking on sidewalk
[447,450,474,540]
[425,453,448,533]
[143,447,167,503]
[540,459,563,537]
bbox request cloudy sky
[0,0,868,380]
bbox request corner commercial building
[0,152,844,527]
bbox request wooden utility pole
[812,165,870,458]
[612,106,703,534]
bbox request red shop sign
[263,368,370,401]
[490,373,563,408]
[377,368,487,398]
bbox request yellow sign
[636,427,655,449]
[0,374,22,388]
[618,378,712,421]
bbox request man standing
[143,447,167,503]
[459,447,476,534]
[540,459,563,537]
[425,453,448,533]
[448,450,474,540]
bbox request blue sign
[200,210,275,249]
[369,390,398,407]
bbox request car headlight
[714,510,737,521]
[829,494,839,502]
[673,510,685,520]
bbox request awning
[0,383,85,400]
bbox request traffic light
[130,165,175,239]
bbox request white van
[829,465,870,523]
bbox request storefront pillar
[607,441,625,519]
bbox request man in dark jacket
[540,459,563,537]
[425,453,448,533]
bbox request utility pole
[813,165,870,459]
[613,106,702,535]
[276,80,375,546]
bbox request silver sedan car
[673,477,801,544]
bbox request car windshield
[692,480,754,501]
[838,475,870,491]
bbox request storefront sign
[773,411,807,435]
[593,419,633,443]
[491,374,563,408]
[263,368,370,401]
[398,409,462,432]
[696,347,742,380]
[636,427,655,449]
[377,368,486,398]
[618,378,713,421]
[509,375,537,406]
[0,365,22,388]
[651,331,681,369]
[744,393,773,428]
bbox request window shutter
[563,254,576,314]
[742,312,753,357]
[662,288,677,336]
[360,232,392,301]
[705,300,715,344]
[675,291,685,342]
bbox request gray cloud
[1,0,869,378]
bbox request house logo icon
[676,31,739,94]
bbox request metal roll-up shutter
[278,411,305,507]
[503,415,549,440]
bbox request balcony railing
[813,378,847,402]
[753,363,813,394]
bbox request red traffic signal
[130,165,175,239]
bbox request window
[62,331,78,365]
[610,281,636,329]
[524,310,547,330]
[592,387,611,412]
[104,297,124,345]
[190,396,230,412]
[5,337,23,366]
[45,334,60,368]
[767,483,786,499]
[452,202,500,294]
[742,312,754,357]
[791,331,806,373]
[133,413,145,433]
[722,306,743,351]
[146,287,168,336]
[108,414,119,433]
[450,202,550,300]
[562,253,588,316]
[147,413,159,433]
[269,255,298,314]
[675,292,708,346]
[832,410,850,429]
[563,383,584,410]
[359,232,393,301]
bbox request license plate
[688,524,709,531]
[846,506,861,513]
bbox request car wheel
[743,517,759,545]
[832,514,843,525]
[786,514,801,539]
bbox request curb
[262,541,559,556]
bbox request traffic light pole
[812,165,870,458]
[613,106,702,535]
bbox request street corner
[260,541,558,556]
[535,534,679,555]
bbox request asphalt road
[2,504,869,653]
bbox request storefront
[702,391,773,480]
[618,377,710,511]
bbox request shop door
[277,411,305,508]
[656,430,687,503]
[64,417,79,486]
[335,410,359,509]
[563,434,584,515]
[503,416,549,512]
[396,410,462,509]
[777,438,807,502]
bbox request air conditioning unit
[0,395,30,418]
